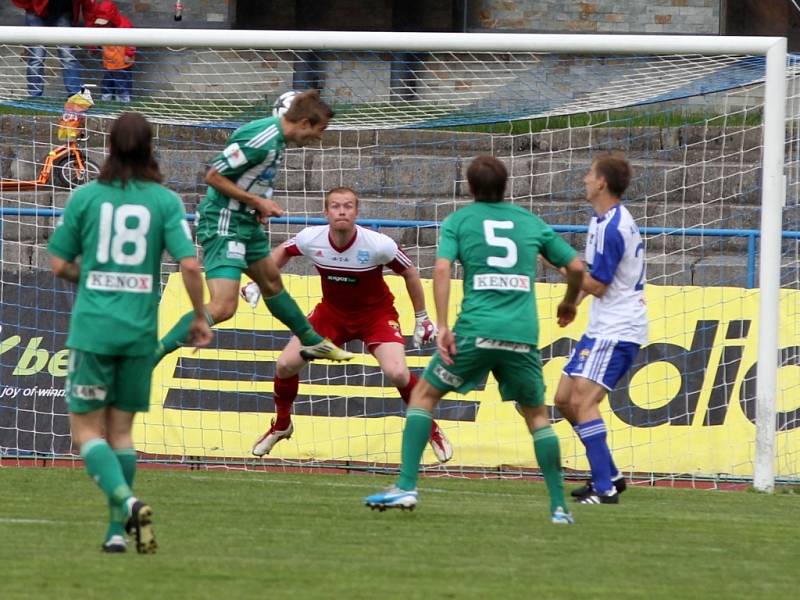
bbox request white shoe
[252,419,294,456]
[429,426,453,463]
[101,534,128,553]
[551,506,575,525]
[240,282,261,309]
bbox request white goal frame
[0,26,787,492]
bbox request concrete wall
[0,1,721,34]
[469,0,720,34]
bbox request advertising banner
[2,271,799,477]
[150,273,800,477]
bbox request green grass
[441,108,765,135]
[0,467,797,599]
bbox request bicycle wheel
[52,154,101,189]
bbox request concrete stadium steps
[142,149,763,209]
[4,196,794,290]
[0,119,780,289]
[0,121,766,187]
[0,184,788,262]
[0,114,766,154]
[392,197,786,256]
[1,240,53,273]
[1,189,781,252]
[2,148,763,216]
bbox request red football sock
[398,372,438,437]
[398,372,418,405]
[273,375,299,430]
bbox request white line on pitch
[0,518,59,524]
[187,475,525,498]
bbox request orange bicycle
[0,139,100,191]
[0,86,101,191]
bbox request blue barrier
[3,207,800,289]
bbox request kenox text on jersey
[286,225,412,314]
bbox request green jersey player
[364,155,585,524]
[48,112,213,553]
[156,89,353,363]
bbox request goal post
[0,27,793,491]
[753,37,788,493]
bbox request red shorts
[307,302,405,351]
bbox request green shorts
[196,199,270,280]
[66,350,153,414]
[423,336,546,407]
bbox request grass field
[0,467,797,600]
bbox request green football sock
[105,448,138,540]
[114,448,137,488]
[157,309,215,359]
[396,407,433,491]
[81,438,133,511]
[105,506,127,540]
[533,426,567,514]
[264,289,323,346]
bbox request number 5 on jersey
[483,220,517,268]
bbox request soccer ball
[272,90,299,118]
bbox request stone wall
[469,0,720,34]
[0,1,721,34]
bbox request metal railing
[3,207,800,289]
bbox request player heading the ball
[156,90,354,364]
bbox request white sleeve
[377,232,400,264]
[291,227,317,256]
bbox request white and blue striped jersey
[584,204,648,345]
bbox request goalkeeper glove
[412,311,437,349]
[240,281,261,309]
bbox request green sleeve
[163,192,196,261]
[540,225,578,268]
[209,131,270,179]
[436,215,459,262]
[47,192,83,261]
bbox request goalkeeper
[242,187,453,462]
[157,90,353,364]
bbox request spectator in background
[13,0,94,98]
[89,0,135,103]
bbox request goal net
[0,28,796,488]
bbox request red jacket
[87,0,135,68]
[13,1,95,25]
